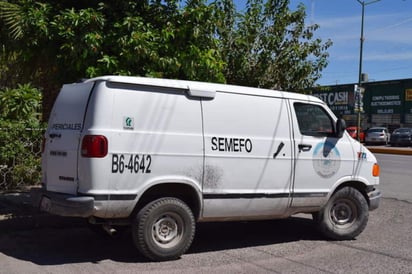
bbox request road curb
[367,147,412,155]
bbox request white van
[32,75,381,261]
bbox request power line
[370,16,412,33]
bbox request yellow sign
[406,89,412,101]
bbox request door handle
[273,142,285,158]
[298,144,312,152]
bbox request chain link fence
[0,127,44,191]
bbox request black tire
[314,187,369,240]
[132,197,195,261]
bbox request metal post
[356,0,380,141]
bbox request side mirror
[336,118,346,138]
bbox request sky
[236,0,412,86]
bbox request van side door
[201,91,293,219]
[290,102,355,208]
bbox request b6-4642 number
[111,154,152,174]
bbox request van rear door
[42,82,95,194]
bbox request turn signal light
[372,163,380,177]
[81,135,108,158]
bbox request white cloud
[315,12,412,43]
[312,10,412,64]
[364,51,412,61]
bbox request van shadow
[190,216,323,254]
[0,215,323,265]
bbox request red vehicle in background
[346,126,365,142]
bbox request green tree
[0,0,225,119]
[0,0,224,81]
[215,0,332,91]
[0,83,42,121]
[1,0,332,109]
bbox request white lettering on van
[211,137,253,153]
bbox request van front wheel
[132,197,195,261]
[314,187,369,240]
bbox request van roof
[85,75,323,103]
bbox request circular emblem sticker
[312,142,341,178]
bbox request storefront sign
[370,95,401,114]
[313,91,353,115]
[406,89,412,101]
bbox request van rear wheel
[132,197,195,261]
[314,187,369,240]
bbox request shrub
[0,84,44,191]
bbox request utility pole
[355,0,380,141]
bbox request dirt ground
[0,191,84,232]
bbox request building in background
[310,78,412,132]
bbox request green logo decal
[123,116,134,129]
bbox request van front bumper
[368,188,381,211]
[31,187,95,218]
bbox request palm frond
[0,1,24,39]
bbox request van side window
[294,103,334,137]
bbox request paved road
[376,153,412,203]
[0,152,411,273]
[0,198,411,273]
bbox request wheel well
[334,181,371,206]
[131,183,201,220]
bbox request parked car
[346,126,365,142]
[390,128,412,147]
[365,127,390,145]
